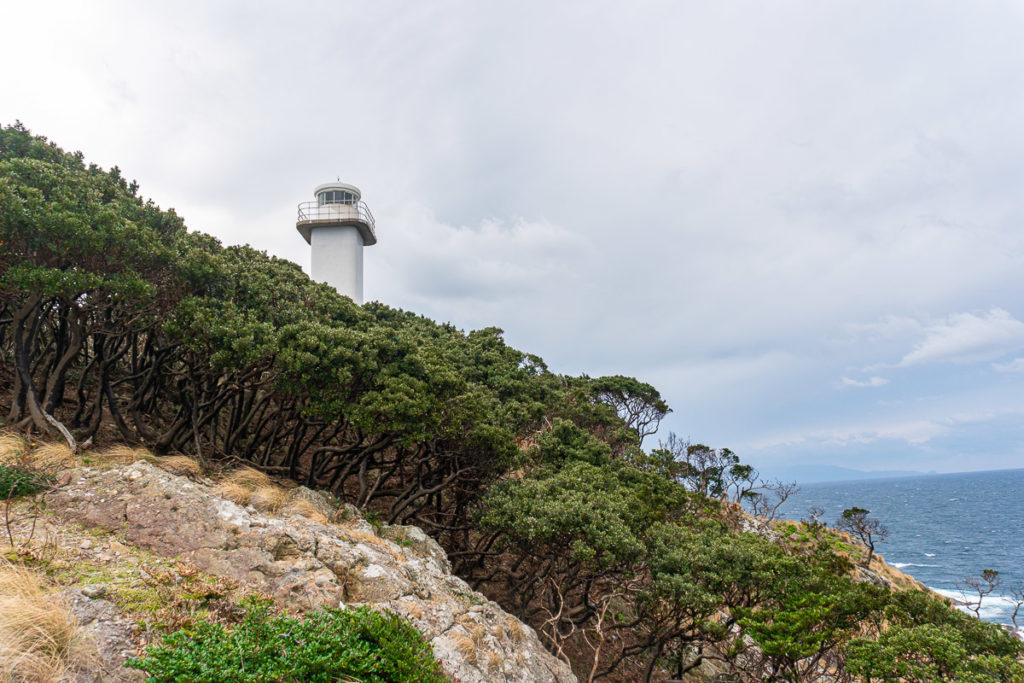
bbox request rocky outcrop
[45,462,576,683]
[61,588,144,683]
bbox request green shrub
[0,464,51,499]
[125,597,445,683]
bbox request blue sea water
[774,468,1024,630]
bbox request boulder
[46,462,576,683]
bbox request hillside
[1,437,573,682]
[2,122,1023,681]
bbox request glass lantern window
[318,190,358,205]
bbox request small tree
[589,375,670,447]
[747,479,801,521]
[650,434,760,501]
[959,569,1001,620]
[835,507,888,567]
[1009,583,1024,635]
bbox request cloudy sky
[4,1,1024,475]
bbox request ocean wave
[929,587,1023,624]
[924,553,936,557]
[892,562,940,568]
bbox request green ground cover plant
[126,598,445,683]
[0,463,51,498]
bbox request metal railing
[297,200,376,239]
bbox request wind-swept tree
[587,374,669,446]
[0,122,183,450]
[959,569,1001,620]
[835,506,888,567]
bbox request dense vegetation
[126,598,446,683]
[2,123,1021,681]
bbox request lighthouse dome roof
[314,181,361,199]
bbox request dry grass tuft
[398,599,424,620]
[506,618,525,643]
[91,444,152,467]
[279,498,328,524]
[468,622,487,646]
[450,631,478,666]
[0,561,88,682]
[248,485,289,513]
[149,455,203,478]
[28,443,77,471]
[221,466,273,490]
[213,480,253,507]
[1,437,202,480]
[0,433,29,465]
[487,650,502,673]
[214,468,288,513]
[455,614,486,645]
[0,434,75,472]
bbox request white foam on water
[892,562,940,568]
[929,586,1023,626]
[924,553,936,557]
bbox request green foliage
[585,374,670,445]
[884,589,1023,658]
[647,520,796,608]
[0,123,182,304]
[846,623,1024,682]
[845,590,1024,681]
[479,459,689,568]
[738,576,887,672]
[531,418,611,466]
[640,433,756,500]
[835,506,888,566]
[847,623,969,681]
[125,598,446,683]
[0,464,52,498]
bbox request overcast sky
[4,1,1024,475]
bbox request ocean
[774,468,1024,630]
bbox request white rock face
[47,462,577,683]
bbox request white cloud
[898,309,1024,366]
[374,204,590,306]
[992,358,1024,373]
[826,420,948,445]
[751,419,948,450]
[839,376,889,388]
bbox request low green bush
[125,597,445,683]
[0,464,51,499]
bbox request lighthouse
[296,181,377,304]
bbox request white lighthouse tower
[296,181,377,304]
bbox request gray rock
[383,524,452,573]
[81,584,106,599]
[62,589,144,682]
[285,486,337,520]
[47,462,576,683]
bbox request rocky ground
[3,460,576,683]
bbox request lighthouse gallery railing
[296,200,376,241]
